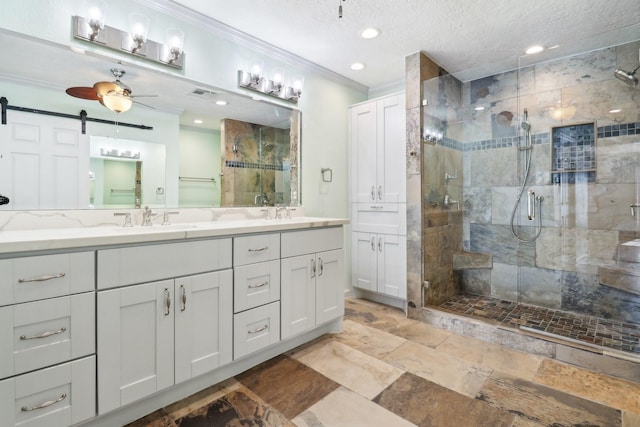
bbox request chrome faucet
[443,194,460,210]
[142,206,156,226]
[274,206,287,219]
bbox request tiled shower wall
[454,40,640,323]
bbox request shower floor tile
[438,294,640,354]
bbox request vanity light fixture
[238,68,303,104]
[86,1,107,41]
[73,12,185,69]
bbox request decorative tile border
[225,160,285,171]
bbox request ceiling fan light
[93,81,119,97]
[101,93,133,113]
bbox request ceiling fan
[65,68,157,113]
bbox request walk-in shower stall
[421,39,640,355]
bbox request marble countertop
[0,217,349,255]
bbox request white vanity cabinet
[280,227,344,340]
[0,251,96,427]
[96,238,233,414]
[232,233,281,360]
[352,232,407,298]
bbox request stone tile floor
[127,297,640,427]
[439,294,640,354]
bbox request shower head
[521,108,531,131]
[614,66,639,87]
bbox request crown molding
[137,0,369,93]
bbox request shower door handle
[527,190,536,220]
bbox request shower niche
[550,122,597,184]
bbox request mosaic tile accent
[224,160,285,171]
[438,294,640,354]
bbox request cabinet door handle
[378,236,383,252]
[371,186,375,201]
[164,288,171,316]
[180,285,186,312]
[311,258,316,278]
[318,258,324,276]
[18,272,65,283]
[21,393,67,412]
[20,327,66,341]
[248,281,268,289]
[370,236,376,251]
[248,246,268,252]
[248,324,268,334]
[378,186,383,200]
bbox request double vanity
[0,209,347,427]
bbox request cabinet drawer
[233,301,280,359]
[0,252,95,307]
[97,238,232,289]
[234,260,280,313]
[0,292,95,380]
[351,203,407,235]
[0,355,96,427]
[281,227,343,258]
[233,233,280,266]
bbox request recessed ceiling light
[474,106,485,111]
[525,45,544,55]
[609,108,622,113]
[351,62,366,71]
[193,119,203,124]
[216,100,227,106]
[360,28,381,39]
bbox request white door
[281,254,316,339]
[351,232,378,291]
[350,101,378,203]
[377,234,407,298]
[97,280,174,414]
[174,270,233,383]
[0,111,89,209]
[315,249,344,325]
[378,93,406,203]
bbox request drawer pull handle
[180,285,187,312]
[311,258,316,278]
[20,327,66,341]
[18,272,66,283]
[378,185,383,200]
[248,324,268,334]
[164,288,171,316]
[248,246,268,252]
[22,393,67,412]
[318,258,324,276]
[371,186,375,201]
[248,281,268,289]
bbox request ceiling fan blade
[132,99,156,109]
[65,86,99,100]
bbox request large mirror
[0,29,300,210]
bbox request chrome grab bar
[20,327,66,340]
[19,273,66,283]
[527,189,536,220]
[22,393,67,412]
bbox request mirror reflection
[0,30,301,211]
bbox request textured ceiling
[170,0,640,89]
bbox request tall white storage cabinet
[349,92,407,303]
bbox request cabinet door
[351,232,377,292]
[315,249,344,325]
[175,270,233,384]
[377,93,406,203]
[377,234,407,299]
[281,254,316,340]
[97,280,174,414]
[350,101,378,203]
